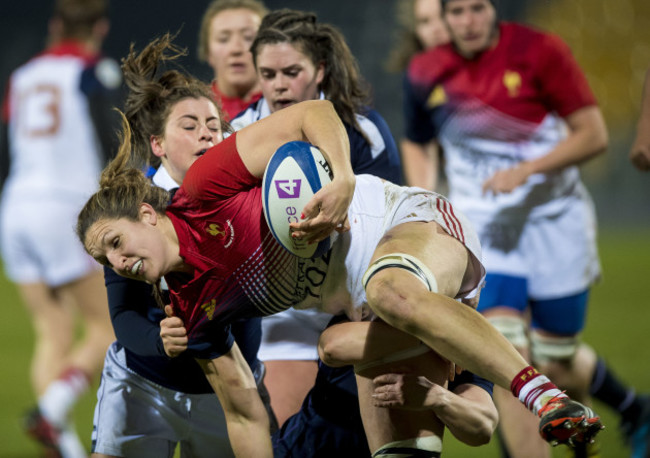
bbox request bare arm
[318,321,421,367]
[319,321,497,446]
[372,374,498,446]
[630,67,650,171]
[400,138,440,190]
[482,105,608,194]
[196,345,272,458]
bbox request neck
[215,78,260,100]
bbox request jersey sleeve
[448,370,494,397]
[536,34,597,118]
[403,70,438,144]
[348,110,403,185]
[80,57,124,166]
[183,132,261,200]
[104,266,169,357]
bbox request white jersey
[2,42,120,203]
[0,41,122,285]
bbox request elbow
[317,328,348,367]
[459,409,499,447]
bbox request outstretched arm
[197,345,272,458]
[630,67,650,172]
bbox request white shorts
[91,342,233,458]
[0,196,100,286]
[258,308,333,361]
[302,175,484,321]
[474,192,600,300]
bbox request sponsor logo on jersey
[200,298,217,320]
[503,70,522,97]
[275,179,302,198]
[427,85,447,108]
[206,220,235,249]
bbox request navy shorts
[477,273,589,335]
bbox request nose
[107,251,128,272]
[198,124,214,142]
[272,74,288,93]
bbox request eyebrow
[260,64,302,73]
[177,114,220,123]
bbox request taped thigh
[362,253,438,293]
[529,329,579,364]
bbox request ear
[316,62,326,87]
[150,135,165,159]
[139,203,158,226]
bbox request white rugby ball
[262,141,338,258]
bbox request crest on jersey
[503,70,522,97]
[205,221,235,249]
[426,85,447,108]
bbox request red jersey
[404,22,597,221]
[165,133,320,338]
[211,81,262,121]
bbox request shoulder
[502,22,571,56]
[230,98,267,131]
[407,44,456,85]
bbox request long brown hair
[121,33,230,169]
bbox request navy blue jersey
[231,97,403,185]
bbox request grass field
[0,228,648,457]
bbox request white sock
[58,423,87,458]
[39,368,90,427]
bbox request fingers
[164,304,174,317]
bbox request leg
[363,221,601,445]
[319,320,448,456]
[476,273,551,458]
[61,269,114,379]
[365,221,527,388]
[16,281,75,395]
[484,310,551,458]
[264,360,318,426]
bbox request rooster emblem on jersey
[206,223,226,238]
[503,70,522,97]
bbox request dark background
[1,0,648,227]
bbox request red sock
[511,366,566,416]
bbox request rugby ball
[262,141,338,258]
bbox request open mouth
[197,149,207,157]
[131,259,143,276]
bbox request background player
[197,0,267,121]
[0,0,120,455]
[401,0,650,455]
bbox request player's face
[207,8,261,93]
[443,0,497,58]
[85,208,173,284]
[256,42,325,113]
[414,0,450,49]
[151,97,223,185]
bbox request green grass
[0,228,648,457]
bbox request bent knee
[365,271,428,331]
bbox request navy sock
[590,357,641,424]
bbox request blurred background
[0,0,648,456]
[1,0,648,226]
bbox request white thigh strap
[372,435,442,457]
[362,253,438,293]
